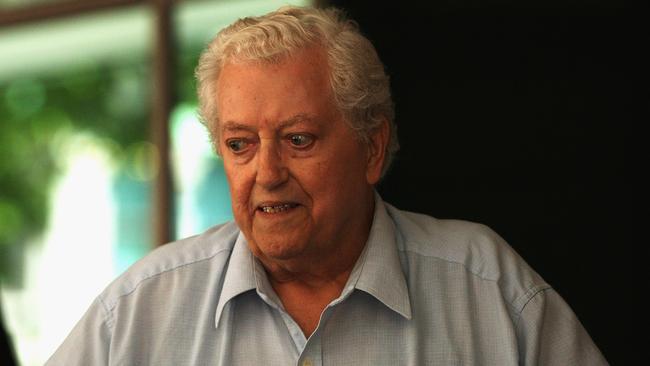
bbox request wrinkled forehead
[214,46,339,130]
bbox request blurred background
[0,0,643,365]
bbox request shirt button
[303,358,313,366]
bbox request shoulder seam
[400,245,498,282]
[104,247,233,313]
[400,244,551,320]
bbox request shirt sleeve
[516,288,609,366]
[45,297,112,365]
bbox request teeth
[260,204,294,213]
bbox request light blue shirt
[47,195,608,365]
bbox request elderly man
[48,6,607,365]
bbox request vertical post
[150,0,174,246]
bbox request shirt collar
[351,193,412,319]
[214,232,256,328]
[214,193,412,329]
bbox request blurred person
[47,5,607,365]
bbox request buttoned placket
[295,274,364,366]
[297,337,321,366]
[294,305,336,366]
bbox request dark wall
[328,1,644,364]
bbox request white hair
[196,5,398,177]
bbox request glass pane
[0,6,153,365]
[171,0,312,239]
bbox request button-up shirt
[47,195,608,365]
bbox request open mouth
[258,203,299,214]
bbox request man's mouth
[258,203,299,214]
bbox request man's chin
[260,243,307,261]
[248,237,310,263]
[250,221,309,255]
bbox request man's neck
[269,270,354,337]
[258,204,373,336]
[251,192,376,336]
[260,239,364,285]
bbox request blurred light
[171,104,213,189]
[2,133,117,366]
[125,141,160,182]
[171,103,232,239]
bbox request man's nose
[255,140,288,189]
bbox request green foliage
[175,49,201,107]
[0,61,150,281]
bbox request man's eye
[288,134,314,148]
[226,139,249,153]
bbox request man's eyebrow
[221,121,255,132]
[221,114,318,132]
[277,113,318,129]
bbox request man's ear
[366,118,390,185]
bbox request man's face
[215,47,384,264]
